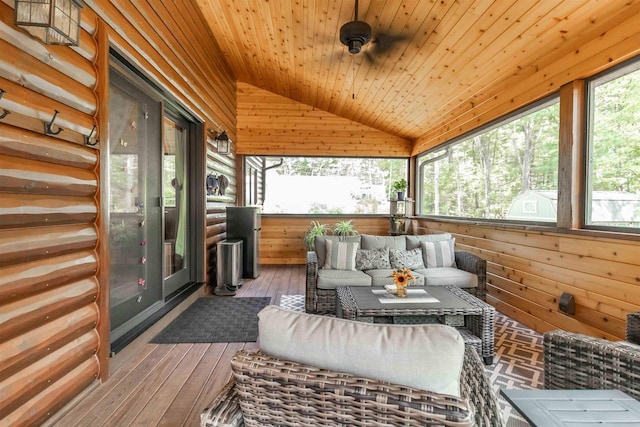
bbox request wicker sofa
[201,347,503,427]
[544,312,640,399]
[202,305,504,426]
[306,233,487,314]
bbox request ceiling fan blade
[371,31,409,55]
[364,50,378,65]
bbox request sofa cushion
[361,234,407,250]
[323,240,359,270]
[421,239,456,268]
[414,267,478,288]
[317,269,372,289]
[406,233,452,250]
[315,235,361,268]
[355,248,391,270]
[365,269,425,287]
[389,248,425,270]
[258,305,465,397]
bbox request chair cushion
[414,267,478,288]
[361,234,407,250]
[406,233,452,250]
[315,235,361,268]
[258,305,465,397]
[317,269,372,289]
[365,269,425,287]
[323,240,359,270]
[389,248,425,269]
[421,239,456,268]
[355,248,391,270]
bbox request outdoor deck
[49,265,306,427]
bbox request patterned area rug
[151,297,271,343]
[278,295,543,427]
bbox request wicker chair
[201,346,504,427]
[543,312,640,400]
[306,250,487,314]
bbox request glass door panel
[163,116,190,296]
[108,70,162,337]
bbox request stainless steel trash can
[216,239,243,289]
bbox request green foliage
[391,178,408,192]
[303,221,329,251]
[333,220,358,240]
[419,101,561,219]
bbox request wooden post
[557,80,585,230]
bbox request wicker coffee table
[336,285,495,365]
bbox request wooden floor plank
[101,344,195,426]
[55,344,159,423]
[68,344,176,426]
[130,344,210,426]
[156,343,228,426]
[181,342,246,427]
[51,265,305,427]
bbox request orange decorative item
[391,268,414,298]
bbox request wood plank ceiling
[193,0,637,141]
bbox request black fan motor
[340,20,372,54]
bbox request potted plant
[303,221,329,251]
[333,220,358,241]
[391,178,408,201]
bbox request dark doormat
[150,297,271,343]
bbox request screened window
[255,156,408,214]
[417,99,559,222]
[586,60,640,230]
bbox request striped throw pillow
[421,239,456,268]
[323,240,359,271]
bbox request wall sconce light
[215,130,231,155]
[208,126,231,155]
[15,0,84,46]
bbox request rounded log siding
[0,1,101,422]
[0,304,99,381]
[0,278,99,342]
[0,331,99,419]
[2,358,99,427]
[0,251,98,302]
[0,124,98,169]
[0,155,97,196]
[0,225,97,267]
[0,194,97,228]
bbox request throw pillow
[421,238,456,268]
[258,305,465,397]
[323,240,359,271]
[389,248,425,270]
[355,248,391,270]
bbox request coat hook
[84,125,98,146]
[0,89,10,120]
[44,110,63,135]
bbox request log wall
[236,82,412,157]
[0,0,236,424]
[0,2,100,422]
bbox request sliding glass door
[108,64,196,346]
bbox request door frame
[105,49,206,352]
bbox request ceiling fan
[339,0,407,63]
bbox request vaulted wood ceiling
[193,0,638,141]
